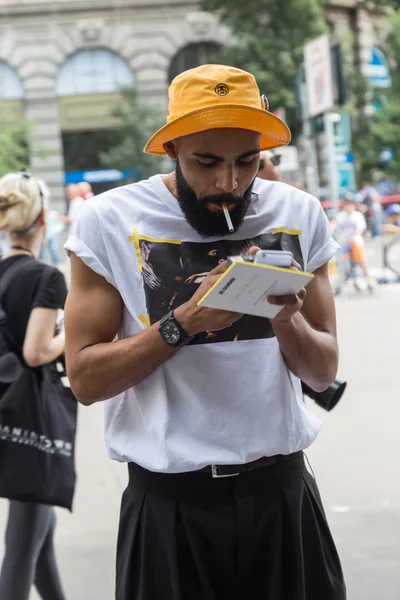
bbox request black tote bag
[0,262,78,511]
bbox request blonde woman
[0,171,68,600]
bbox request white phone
[253,250,293,268]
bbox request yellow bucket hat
[144,64,291,155]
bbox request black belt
[200,452,301,479]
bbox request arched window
[55,48,134,96]
[168,42,221,83]
[0,62,24,100]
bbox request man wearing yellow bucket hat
[65,65,344,599]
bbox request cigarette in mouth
[222,204,234,233]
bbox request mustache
[198,193,244,207]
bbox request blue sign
[335,153,354,164]
[365,48,392,89]
[65,168,141,185]
[338,164,356,197]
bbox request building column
[25,93,66,212]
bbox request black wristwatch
[159,310,196,348]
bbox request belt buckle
[211,465,239,479]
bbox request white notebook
[198,261,314,319]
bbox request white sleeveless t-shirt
[65,176,339,473]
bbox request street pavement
[0,248,399,599]
[308,283,400,600]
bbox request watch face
[162,321,181,345]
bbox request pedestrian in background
[40,209,69,266]
[78,181,94,201]
[383,204,400,235]
[66,184,84,234]
[258,151,303,190]
[257,150,282,181]
[360,182,382,238]
[0,171,68,600]
[334,192,374,290]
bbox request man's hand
[248,244,338,391]
[268,259,307,322]
[247,246,306,323]
[248,243,338,391]
[175,261,243,336]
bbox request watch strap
[159,310,195,347]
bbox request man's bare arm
[271,262,338,392]
[65,254,242,405]
[64,254,179,404]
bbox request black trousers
[116,453,346,600]
[0,501,66,600]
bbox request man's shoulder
[83,176,161,218]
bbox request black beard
[175,161,254,238]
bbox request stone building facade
[0,0,231,207]
[0,0,382,209]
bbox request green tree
[201,0,327,134]
[0,119,30,177]
[350,8,400,181]
[100,87,164,180]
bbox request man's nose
[214,167,238,194]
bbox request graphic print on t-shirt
[137,231,304,345]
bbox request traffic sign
[304,35,334,117]
[364,48,392,89]
[65,168,141,184]
[335,153,354,164]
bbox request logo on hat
[215,83,229,96]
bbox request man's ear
[163,141,177,160]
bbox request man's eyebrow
[193,152,223,161]
[236,149,261,160]
[192,149,260,162]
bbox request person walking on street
[64,65,346,600]
[383,204,400,235]
[334,193,374,289]
[0,171,68,600]
[257,150,282,181]
[40,209,69,265]
[360,182,382,237]
[66,184,84,234]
